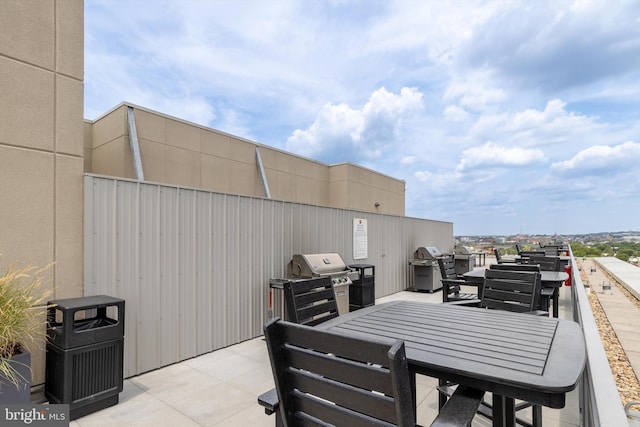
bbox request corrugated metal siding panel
[195,191,212,355]
[158,185,180,367]
[137,184,161,373]
[177,189,197,361]
[84,175,453,377]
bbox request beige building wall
[0,0,85,385]
[329,163,405,215]
[88,104,405,215]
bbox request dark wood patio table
[316,300,585,427]
[463,269,569,318]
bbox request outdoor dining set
[256,244,585,427]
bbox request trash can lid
[48,295,124,309]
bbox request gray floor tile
[165,381,257,426]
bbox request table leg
[553,288,559,318]
[532,404,542,427]
[492,395,516,427]
[505,397,515,427]
[493,394,505,427]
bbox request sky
[84,0,640,236]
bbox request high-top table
[316,300,585,427]
[463,269,569,317]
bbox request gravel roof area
[577,258,640,407]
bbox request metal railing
[569,247,628,426]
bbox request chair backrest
[490,263,541,273]
[525,255,560,271]
[493,248,502,261]
[438,254,458,280]
[542,246,560,256]
[518,250,545,261]
[264,318,415,427]
[283,276,339,326]
[514,243,523,255]
[481,269,541,313]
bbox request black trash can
[45,295,125,420]
[348,264,375,311]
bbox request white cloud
[443,72,507,111]
[468,99,603,149]
[415,170,446,184]
[507,99,598,144]
[511,99,568,128]
[443,105,469,122]
[551,140,640,176]
[285,87,423,162]
[401,156,416,165]
[456,142,544,172]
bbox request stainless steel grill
[287,253,354,286]
[286,253,355,315]
[409,247,443,292]
[412,246,443,262]
[454,245,473,255]
[454,245,476,274]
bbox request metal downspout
[255,146,271,198]
[127,106,145,181]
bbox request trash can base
[70,395,119,420]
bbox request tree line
[570,241,639,262]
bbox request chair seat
[439,254,478,303]
[448,292,477,301]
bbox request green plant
[0,261,52,388]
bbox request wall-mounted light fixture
[374,202,380,208]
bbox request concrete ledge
[594,257,640,301]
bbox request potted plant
[0,261,51,403]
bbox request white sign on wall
[353,218,368,260]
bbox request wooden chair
[447,269,544,313]
[489,263,550,313]
[516,250,543,265]
[525,255,561,272]
[438,254,478,303]
[441,269,546,426]
[283,276,339,326]
[481,269,543,313]
[494,248,517,264]
[483,269,547,426]
[515,243,523,255]
[260,318,484,427]
[259,277,340,426]
[523,255,562,320]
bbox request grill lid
[414,246,442,260]
[288,253,349,278]
[455,246,473,255]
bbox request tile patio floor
[71,285,580,426]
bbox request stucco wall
[0,0,85,385]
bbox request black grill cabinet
[348,264,375,311]
[45,295,124,420]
